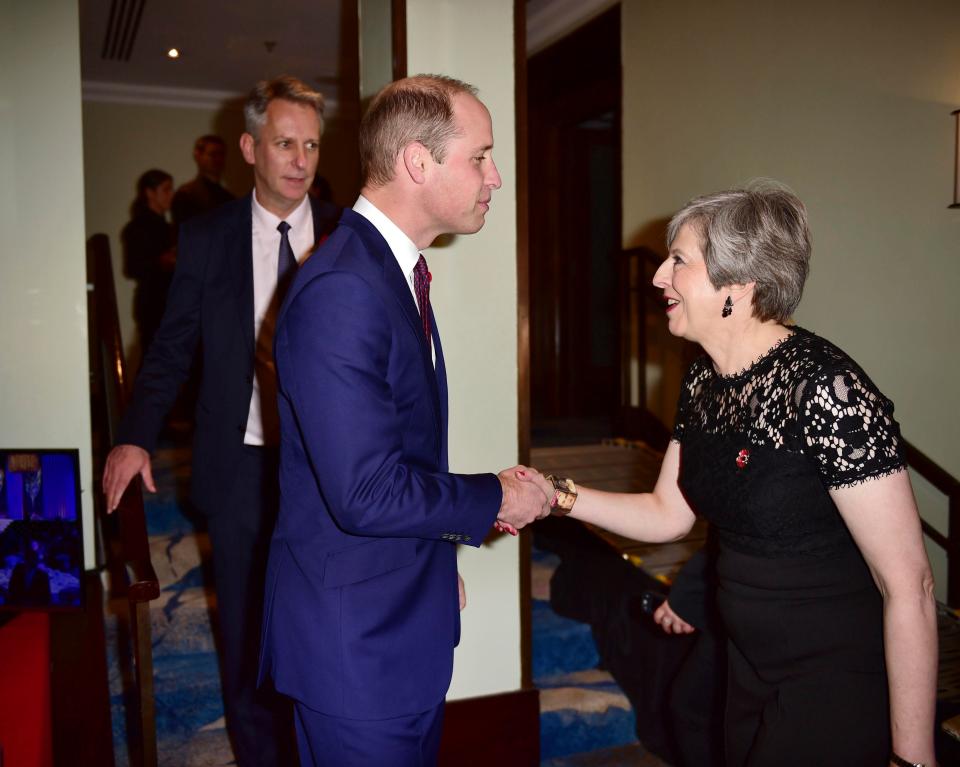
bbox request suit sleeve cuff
[455,472,503,547]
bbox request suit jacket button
[463,535,471,543]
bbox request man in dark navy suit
[260,75,548,767]
[103,75,340,766]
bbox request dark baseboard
[439,688,540,766]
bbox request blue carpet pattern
[106,442,235,767]
[532,547,663,765]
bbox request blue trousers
[293,701,445,767]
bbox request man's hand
[103,444,155,513]
[458,572,466,611]
[653,599,695,635]
[496,465,549,531]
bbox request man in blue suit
[260,75,547,766]
[103,76,339,765]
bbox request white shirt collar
[252,190,312,235]
[352,195,420,279]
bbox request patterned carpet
[106,438,234,767]
[532,546,668,767]
[106,438,677,766]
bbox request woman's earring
[722,296,733,318]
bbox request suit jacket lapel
[432,310,449,471]
[382,251,443,440]
[233,195,255,356]
[382,251,426,349]
[339,210,443,445]
[341,210,427,359]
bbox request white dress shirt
[244,191,315,446]
[352,195,435,365]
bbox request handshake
[493,466,561,536]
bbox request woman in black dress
[122,168,176,355]
[524,184,937,766]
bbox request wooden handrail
[87,233,159,767]
[904,439,960,606]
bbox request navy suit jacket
[260,208,502,718]
[118,194,340,513]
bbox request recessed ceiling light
[167,48,180,59]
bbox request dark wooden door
[528,7,621,440]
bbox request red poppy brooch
[735,449,750,470]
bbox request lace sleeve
[799,366,906,489]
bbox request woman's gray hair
[666,181,811,323]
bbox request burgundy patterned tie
[413,254,431,353]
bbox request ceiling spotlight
[167,48,180,59]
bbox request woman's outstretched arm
[526,440,697,544]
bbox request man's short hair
[359,74,479,188]
[194,134,226,154]
[244,75,326,139]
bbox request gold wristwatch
[546,475,577,515]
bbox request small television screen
[0,449,84,611]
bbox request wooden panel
[439,688,540,766]
[50,573,115,767]
[528,7,622,425]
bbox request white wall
[622,0,960,598]
[405,0,522,700]
[0,0,94,564]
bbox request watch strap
[546,474,577,515]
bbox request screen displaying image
[0,450,84,611]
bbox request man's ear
[239,133,256,166]
[401,142,429,185]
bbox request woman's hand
[515,466,555,510]
[653,599,696,635]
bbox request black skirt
[716,544,889,766]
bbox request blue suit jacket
[118,194,339,513]
[259,208,502,719]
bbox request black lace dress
[672,326,905,767]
